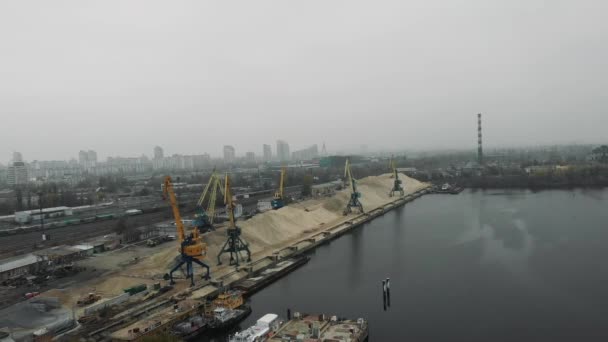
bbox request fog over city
[1,0,607,160]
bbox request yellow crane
[343,158,364,215]
[194,169,224,232]
[271,167,286,209]
[163,176,210,286]
[389,158,404,197]
[217,173,251,266]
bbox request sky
[1,0,607,161]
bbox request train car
[95,214,115,221]
[64,218,81,226]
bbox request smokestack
[477,113,483,165]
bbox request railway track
[0,210,176,258]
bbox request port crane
[194,169,224,232]
[163,176,210,286]
[343,159,364,215]
[389,158,404,197]
[271,167,286,210]
[217,173,251,266]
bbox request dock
[90,187,431,340]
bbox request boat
[207,305,252,332]
[229,313,282,342]
[171,314,207,340]
[207,290,252,332]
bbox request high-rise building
[245,152,255,162]
[12,152,23,163]
[477,113,483,165]
[263,144,272,161]
[223,145,236,163]
[7,152,28,186]
[276,140,290,162]
[88,150,97,164]
[292,144,319,161]
[154,146,164,160]
[78,150,88,165]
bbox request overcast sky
[1,0,607,161]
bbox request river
[203,189,608,341]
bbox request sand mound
[101,174,428,278]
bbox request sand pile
[119,174,427,277]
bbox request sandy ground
[37,173,428,306]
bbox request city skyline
[2,2,608,161]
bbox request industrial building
[14,206,73,224]
[0,254,44,281]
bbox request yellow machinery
[217,173,251,266]
[389,158,404,197]
[343,159,364,215]
[194,169,224,232]
[271,167,286,209]
[213,290,244,309]
[163,176,210,286]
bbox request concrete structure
[154,146,164,160]
[276,140,290,162]
[292,144,318,161]
[224,145,236,163]
[0,254,44,281]
[245,152,255,162]
[263,144,272,161]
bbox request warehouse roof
[0,254,42,273]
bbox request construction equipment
[217,173,251,266]
[389,158,404,197]
[163,176,210,286]
[343,159,364,215]
[194,169,224,232]
[77,293,101,306]
[271,167,286,210]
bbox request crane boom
[217,172,251,266]
[343,158,363,215]
[194,170,225,232]
[389,158,404,197]
[271,167,286,209]
[163,176,185,242]
[163,176,210,286]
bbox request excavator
[217,173,251,266]
[389,158,404,197]
[271,167,286,210]
[163,176,210,286]
[194,169,224,232]
[343,158,364,215]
